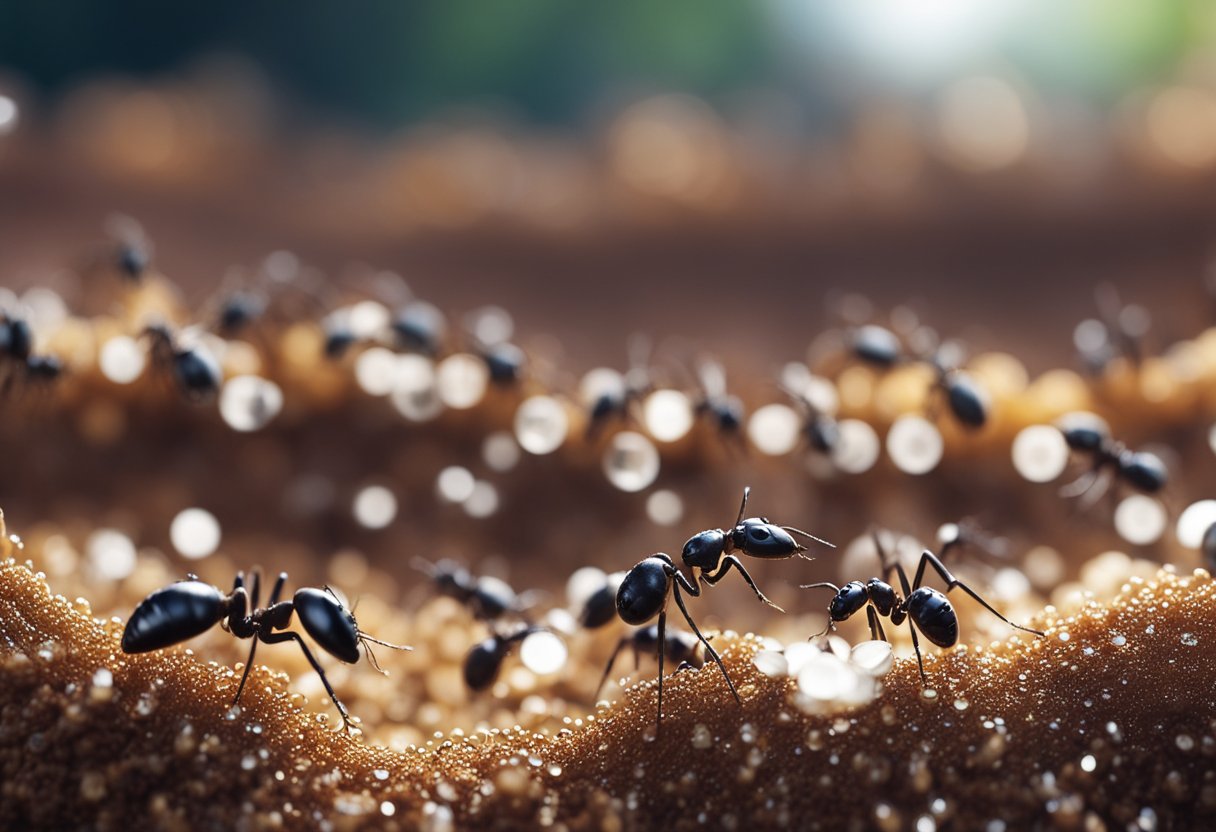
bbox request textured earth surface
[1,557,1212,831]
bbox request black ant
[462,626,548,692]
[679,486,834,612]
[803,544,1044,684]
[596,624,703,699]
[104,215,153,282]
[479,340,527,385]
[780,383,841,455]
[1203,522,1216,575]
[922,347,989,430]
[584,334,652,439]
[573,571,624,629]
[393,301,447,357]
[614,487,832,734]
[691,358,745,437]
[215,290,269,337]
[849,324,904,369]
[121,570,411,732]
[143,323,222,402]
[1056,414,1167,508]
[413,558,534,623]
[1,311,64,393]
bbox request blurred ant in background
[1056,413,1167,509]
[691,357,745,442]
[1,310,63,394]
[596,624,703,699]
[462,625,549,692]
[142,322,222,402]
[413,558,536,624]
[582,334,653,439]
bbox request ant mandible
[122,570,411,732]
[680,486,834,611]
[803,540,1043,684]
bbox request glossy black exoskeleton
[679,486,833,612]
[143,323,222,402]
[1,313,63,392]
[851,324,903,368]
[1203,522,1216,575]
[804,546,1043,683]
[414,558,532,623]
[614,553,737,736]
[121,571,411,731]
[692,358,745,438]
[462,626,546,692]
[1056,413,1168,508]
[596,624,704,698]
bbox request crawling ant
[462,626,548,692]
[679,486,834,611]
[413,558,534,623]
[615,488,832,734]
[780,383,840,455]
[143,323,222,402]
[614,553,737,736]
[215,290,268,337]
[850,324,904,369]
[583,335,653,438]
[596,624,703,698]
[122,570,411,732]
[1056,413,1167,508]
[1,312,63,393]
[803,543,1043,683]
[691,358,745,437]
[104,215,153,282]
[393,301,447,356]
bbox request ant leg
[249,569,262,611]
[734,486,751,527]
[887,558,914,600]
[595,634,631,699]
[914,551,1045,637]
[670,580,740,705]
[232,637,259,705]
[655,610,667,739]
[1075,466,1115,513]
[908,620,928,685]
[865,606,887,642]
[1059,461,1104,500]
[799,582,840,638]
[267,572,288,605]
[703,555,784,612]
[259,630,354,731]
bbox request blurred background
[3,0,1216,371]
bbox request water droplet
[514,396,568,455]
[645,489,683,526]
[752,650,789,678]
[953,698,969,711]
[832,419,881,474]
[220,375,283,431]
[1111,633,1126,647]
[463,480,499,519]
[1114,495,1167,545]
[87,529,136,581]
[1181,632,1198,647]
[1080,754,1096,772]
[435,466,475,503]
[643,389,694,442]
[1012,425,1069,482]
[436,353,488,409]
[747,403,801,456]
[241,754,257,771]
[92,668,113,689]
[352,485,397,529]
[170,507,222,560]
[519,630,567,676]
[887,416,944,475]
[99,336,146,384]
[602,431,660,492]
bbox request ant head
[1119,451,1167,493]
[1056,413,1109,453]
